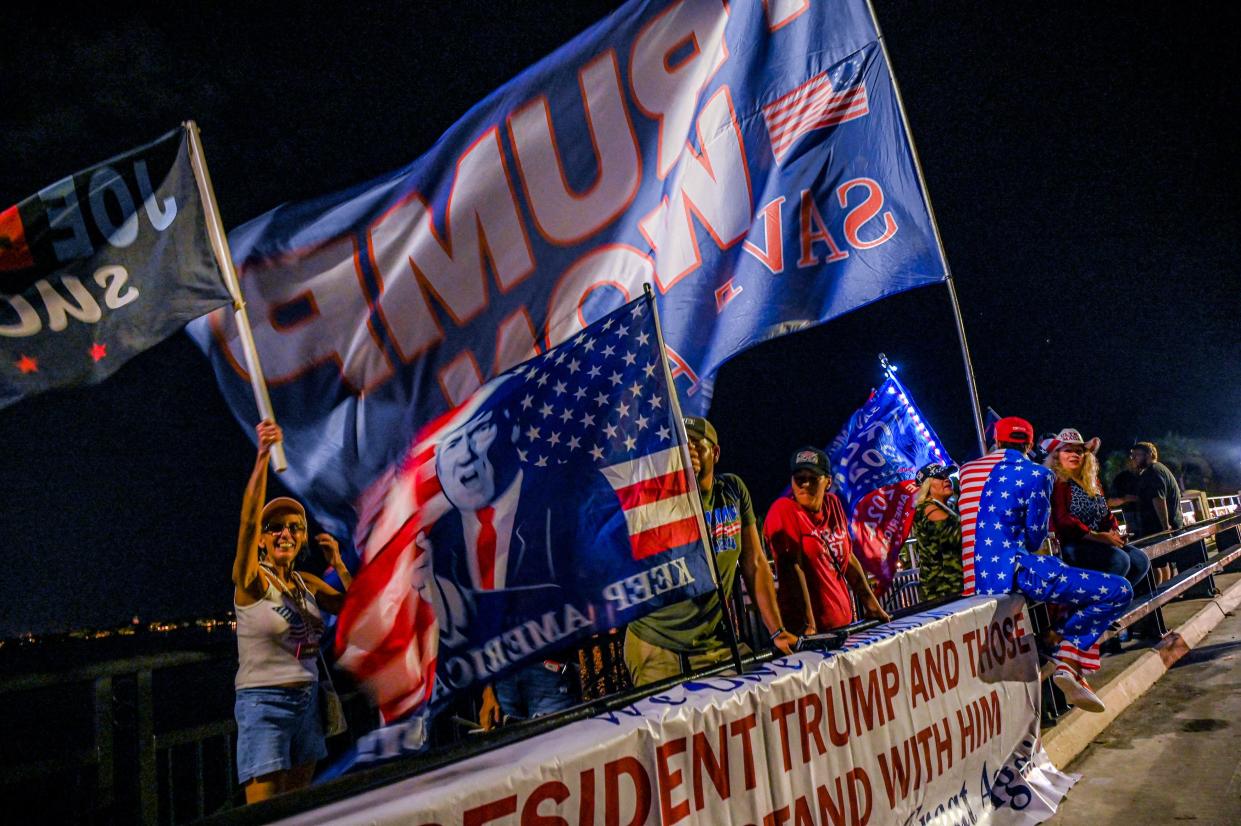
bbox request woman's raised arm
[233,421,280,602]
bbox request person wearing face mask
[910,463,963,602]
[764,447,890,636]
[232,420,351,803]
[1044,428,1150,593]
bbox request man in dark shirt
[1131,441,1182,585]
[1109,461,1143,538]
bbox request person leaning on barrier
[959,416,1129,714]
[910,462,963,601]
[232,420,351,803]
[764,447,891,636]
[1130,440,1183,586]
[1044,428,1151,594]
[623,417,799,687]
[1108,455,1144,538]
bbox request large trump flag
[337,294,717,725]
[188,0,947,544]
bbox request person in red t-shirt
[764,447,890,635]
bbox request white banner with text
[285,596,1076,826]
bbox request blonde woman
[1044,429,1150,592]
[232,420,351,803]
[910,463,962,601]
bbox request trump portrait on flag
[425,386,632,649]
[335,296,718,724]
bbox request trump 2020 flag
[1,126,231,408]
[187,0,947,548]
[827,372,951,594]
[335,294,715,726]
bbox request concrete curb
[1043,575,1241,768]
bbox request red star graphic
[15,355,38,374]
[90,343,107,362]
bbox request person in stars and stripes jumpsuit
[959,416,1130,713]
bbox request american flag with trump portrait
[334,293,717,722]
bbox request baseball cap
[683,416,718,446]
[790,446,829,476]
[915,463,958,486]
[261,497,306,525]
[994,416,1035,446]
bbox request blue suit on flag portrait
[959,417,1130,712]
[420,377,641,722]
[423,383,636,629]
[426,461,630,647]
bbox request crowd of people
[912,420,1183,714]
[625,417,888,689]
[228,414,1186,801]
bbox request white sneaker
[1053,667,1105,713]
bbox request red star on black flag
[15,355,38,374]
[90,343,108,362]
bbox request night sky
[3,2,1238,638]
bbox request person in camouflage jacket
[911,463,962,601]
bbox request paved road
[1050,604,1241,825]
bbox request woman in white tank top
[232,420,352,803]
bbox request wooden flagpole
[184,120,288,472]
[644,283,746,675]
[865,2,987,456]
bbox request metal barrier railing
[0,649,243,826]
[882,567,924,612]
[1207,493,1240,518]
[1036,510,1241,720]
[1110,492,1239,536]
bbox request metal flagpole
[943,279,986,455]
[644,283,746,675]
[184,120,288,472]
[865,2,987,456]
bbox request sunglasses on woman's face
[1061,447,1086,456]
[264,522,307,535]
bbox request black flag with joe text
[0,125,231,409]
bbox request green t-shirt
[627,473,755,653]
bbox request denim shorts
[493,662,574,720]
[234,684,327,784]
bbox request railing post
[1131,561,1166,640]
[195,740,206,821]
[1042,677,1067,724]
[137,669,158,826]
[93,675,114,815]
[1219,523,1241,573]
[1182,539,1217,599]
[1028,601,1065,723]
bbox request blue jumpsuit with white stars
[972,450,1132,672]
